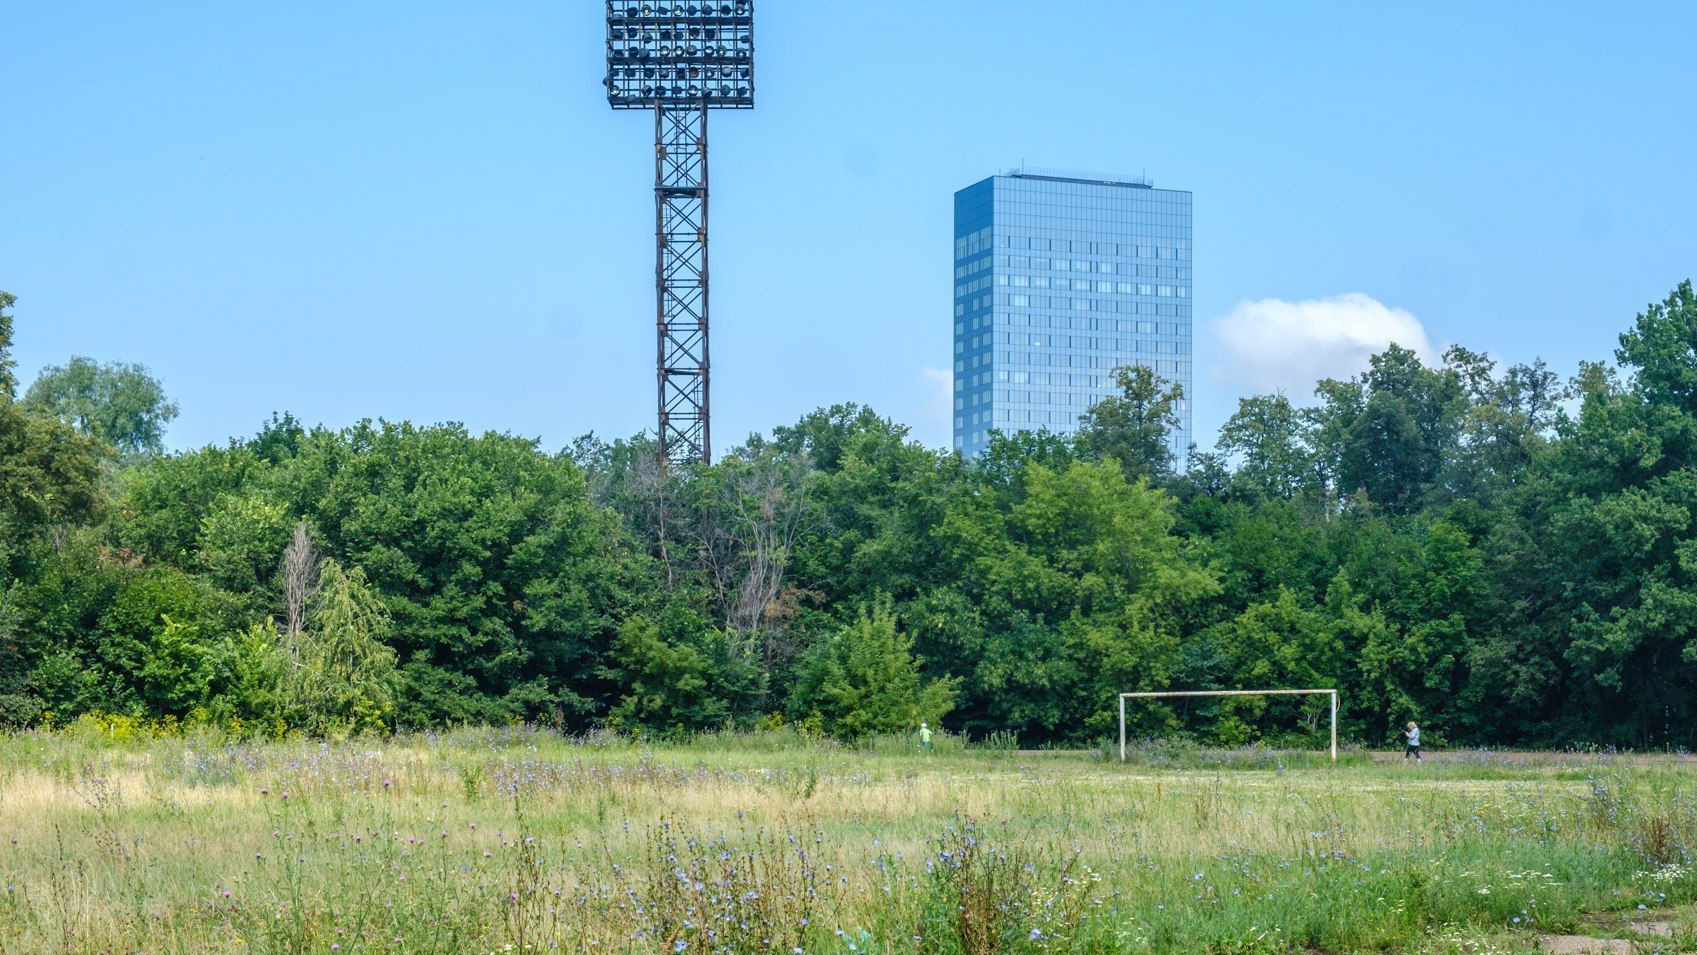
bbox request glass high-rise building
[952,169,1192,460]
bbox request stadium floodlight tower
[605,0,755,467]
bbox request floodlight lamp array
[612,2,751,20]
[605,0,754,108]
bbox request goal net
[1118,689,1339,763]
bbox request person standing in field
[919,722,932,751]
[1403,721,1421,761]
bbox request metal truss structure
[654,103,711,465]
[606,0,754,466]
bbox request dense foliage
[2,282,1696,746]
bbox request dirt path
[1368,749,1697,766]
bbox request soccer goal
[1118,689,1339,763]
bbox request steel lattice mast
[654,104,710,464]
[606,1,754,467]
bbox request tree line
[2,281,1695,747]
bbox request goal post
[1118,688,1339,763]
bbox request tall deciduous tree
[1619,280,1697,417]
[270,420,637,727]
[0,402,103,546]
[0,290,17,399]
[0,293,103,563]
[1216,394,1317,500]
[936,459,1217,738]
[1439,346,1564,503]
[1514,282,1697,744]
[1309,345,1466,514]
[1076,365,1183,482]
[24,356,179,456]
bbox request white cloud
[1208,293,1437,398]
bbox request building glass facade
[953,170,1192,460]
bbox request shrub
[787,600,958,742]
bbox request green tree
[1332,514,1484,734]
[117,443,262,566]
[601,608,763,733]
[138,616,218,715]
[1439,346,1563,503]
[1213,588,1341,692]
[1618,280,1697,415]
[771,406,953,608]
[213,621,290,730]
[196,492,292,596]
[788,601,957,741]
[1195,588,1342,744]
[0,290,17,399]
[769,405,963,682]
[1309,345,1466,514]
[271,420,639,727]
[0,298,103,559]
[91,564,226,717]
[284,559,398,735]
[1075,365,1183,481]
[0,587,40,726]
[1216,394,1317,500]
[935,460,1217,740]
[0,401,103,548]
[1460,283,1697,746]
[23,355,179,456]
[6,531,129,719]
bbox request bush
[787,601,958,742]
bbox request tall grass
[1,729,1693,953]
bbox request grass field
[4,726,1697,954]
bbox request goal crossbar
[1118,689,1338,763]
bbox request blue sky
[3,1,1694,454]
